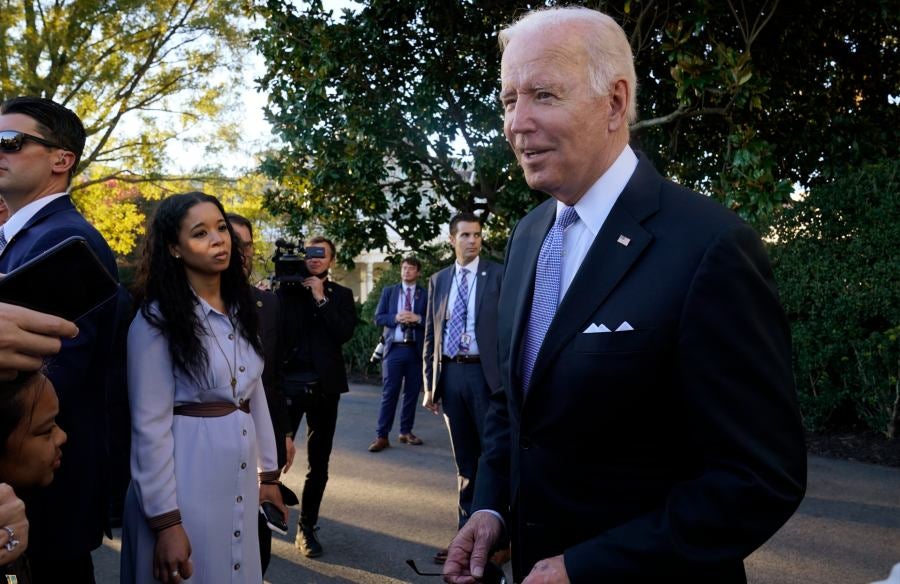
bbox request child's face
[0,375,67,488]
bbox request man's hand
[154,524,193,583]
[0,483,29,566]
[422,391,440,415]
[395,310,420,325]
[443,512,503,583]
[302,276,326,301]
[259,483,288,524]
[0,303,79,380]
[522,555,569,584]
[283,437,296,473]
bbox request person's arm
[0,303,78,379]
[421,275,439,412]
[562,224,806,581]
[127,311,192,583]
[314,285,357,344]
[373,287,395,327]
[0,483,28,567]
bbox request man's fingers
[1,303,78,339]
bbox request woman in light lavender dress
[121,192,286,583]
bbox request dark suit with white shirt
[472,153,806,582]
[423,257,502,527]
[0,195,120,582]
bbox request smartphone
[259,501,288,535]
[0,236,118,322]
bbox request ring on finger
[2,526,18,552]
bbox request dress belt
[442,354,481,364]
[174,399,250,417]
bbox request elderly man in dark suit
[0,96,121,583]
[444,7,806,584]
[423,212,503,562]
[369,255,428,452]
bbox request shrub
[769,160,900,437]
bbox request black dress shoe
[296,523,323,557]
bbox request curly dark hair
[0,370,44,461]
[133,192,261,382]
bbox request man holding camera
[369,256,428,452]
[276,236,357,558]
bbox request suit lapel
[528,157,661,391]
[509,202,556,377]
[473,259,488,319]
[434,267,454,343]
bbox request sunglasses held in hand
[406,559,507,584]
[0,130,64,153]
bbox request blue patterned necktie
[404,287,414,341]
[521,206,579,392]
[0,226,7,255]
[445,268,469,357]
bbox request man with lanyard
[422,212,503,564]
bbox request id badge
[459,333,471,352]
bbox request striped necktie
[0,226,8,255]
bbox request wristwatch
[315,297,329,308]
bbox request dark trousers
[259,511,273,575]
[439,362,491,529]
[30,553,95,584]
[286,391,340,527]
[376,344,423,437]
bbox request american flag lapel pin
[617,235,631,246]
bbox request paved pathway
[94,383,900,583]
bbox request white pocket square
[583,323,611,334]
[615,321,634,332]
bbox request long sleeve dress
[120,297,278,583]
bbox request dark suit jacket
[423,259,502,401]
[473,156,806,582]
[277,279,358,395]
[254,288,291,466]
[0,195,121,558]
[374,283,427,358]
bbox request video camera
[272,238,326,285]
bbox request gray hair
[499,7,638,124]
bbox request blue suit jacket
[473,155,806,582]
[374,282,427,358]
[0,195,122,558]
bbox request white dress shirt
[443,256,480,356]
[558,145,638,302]
[393,283,419,342]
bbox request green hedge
[770,160,900,437]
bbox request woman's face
[0,375,67,489]
[168,201,232,277]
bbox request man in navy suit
[0,96,120,583]
[369,256,428,452]
[444,8,806,584]
[423,212,503,561]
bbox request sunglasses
[0,130,64,153]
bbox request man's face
[449,221,482,265]
[400,261,420,285]
[229,221,254,277]
[0,113,65,209]
[500,26,616,205]
[305,244,332,277]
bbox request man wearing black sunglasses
[0,96,121,584]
